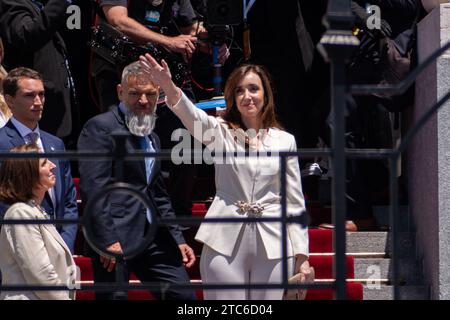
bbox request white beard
[124,108,157,137]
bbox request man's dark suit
[0,0,73,138]
[0,121,78,252]
[77,106,196,300]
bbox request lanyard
[30,0,72,11]
[243,0,257,21]
[30,0,44,11]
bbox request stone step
[309,253,387,258]
[363,285,430,300]
[354,258,423,285]
[314,279,389,285]
[346,232,416,257]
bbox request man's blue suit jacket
[0,120,78,252]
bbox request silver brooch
[235,201,265,217]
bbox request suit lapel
[41,222,73,261]
[148,134,160,185]
[43,223,75,300]
[40,134,59,211]
[5,121,25,148]
[10,135,24,148]
[28,204,69,254]
[42,222,68,250]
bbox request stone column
[411,3,450,299]
[421,0,450,13]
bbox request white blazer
[0,202,76,300]
[168,93,309,259]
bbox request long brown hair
[0,144,41,204]
[222,64,282,130]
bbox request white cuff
[164,88,183,109]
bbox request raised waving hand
[139,53,182,106]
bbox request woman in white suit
[0,144,76,300]
[140,54,310,300]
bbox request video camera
[194,0,244,95]
[202,0,243,45]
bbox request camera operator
[92,0,193,111]
[91,0,229,110]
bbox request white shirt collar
[10,117,40,139]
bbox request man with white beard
[77,61,196,300]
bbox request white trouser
[200,222,294,300]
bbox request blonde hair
[0,37,11,120]
[0,96,10,120]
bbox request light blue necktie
[138,136,155,223]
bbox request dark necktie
[138,136,155,223]
[25,132,39,145]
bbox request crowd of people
[0,0,435,300]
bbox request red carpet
[309,229,334,253]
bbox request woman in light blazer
[0,144,76,300]
[140,54,310,300]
